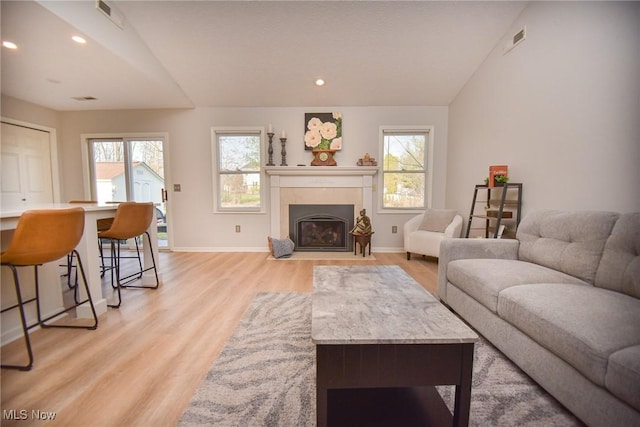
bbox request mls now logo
[3,409,57,421]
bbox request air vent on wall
[96,0,125,29]
[503,26,527,55]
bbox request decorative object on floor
[267,236,295,259]
[356,152,377,166]
[279,133,287,166]
[404,209,462,259]
[305,112,342,166]
[266,131,275,166]
[178,292,583,427]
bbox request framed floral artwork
[304,112,342,151]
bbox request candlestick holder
[280,137,288,166]
[266,132,275,166]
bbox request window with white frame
[212,128,263,212]
[380,127,432,210]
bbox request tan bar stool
[1,207,99,371]
[98,202,159,308]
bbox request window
[212,128,263,212]
[380,127,433,210]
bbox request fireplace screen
[289,205,354,252]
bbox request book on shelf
[489,165,508,188]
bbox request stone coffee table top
[311,265,478,345]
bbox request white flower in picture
[304,130,322,148]
[307,117,323,133]
[319,121,337,140]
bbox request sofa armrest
[437,238,520,303]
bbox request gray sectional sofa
[438,210,640,427]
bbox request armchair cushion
[418,209,458,232]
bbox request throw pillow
[418,209,457,232]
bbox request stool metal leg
[0,265,34,371]
[121,232,159,290]
[37,251,98,330]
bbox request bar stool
[1,207,99,371]
[98,202,159,308]
[65,201,114,288]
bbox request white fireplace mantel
[266,166,378,238]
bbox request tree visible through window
[382,130,429,209]
[214,130,262,210]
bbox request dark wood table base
[316,343,474,427]
[351,233,372,257]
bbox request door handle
[161,188,168,202]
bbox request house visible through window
[212,128,263,212]
[380,128,432,210]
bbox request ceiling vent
[503,27,527,55]
[96,0,125,29]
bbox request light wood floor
[0,251,438,427]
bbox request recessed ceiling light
[315,79,325,86]
[72,35,87,44]
[2,41,18,50]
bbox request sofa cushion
[606,345,640,411]
[498,283,640,387]
[447,259,588,313]
[595,212,640,298]
[517,210,619,284]
[418,209,457,232]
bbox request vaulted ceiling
[1,1,527,111]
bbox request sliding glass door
[88,137,168,248]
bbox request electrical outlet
[235,225,241,233]
[392,226,398,234]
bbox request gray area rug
[179,292,583,426]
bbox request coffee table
[312,265,478,427]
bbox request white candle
[281,131,286,139]
[268,124,273,133]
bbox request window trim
[211,126,265,214]
[377,125,434,213]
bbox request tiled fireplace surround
[266,167,378,241]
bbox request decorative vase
[311,149,337,166]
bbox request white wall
[447,1,640,226]
[54,105,448,251]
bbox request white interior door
[1,122,54,209]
